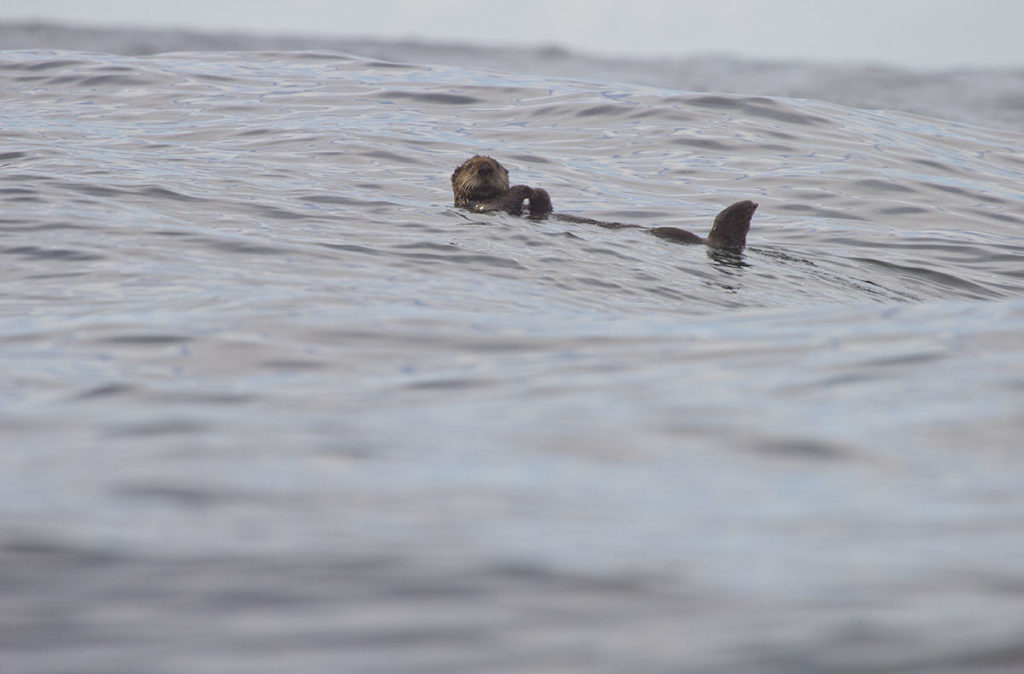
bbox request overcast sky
[3,0,1023,70]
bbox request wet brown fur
[451,155,543,217]
[451,155,756,250]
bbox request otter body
[451,155,756,250]
[451,155,549,216]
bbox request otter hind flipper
[704,200,758,250]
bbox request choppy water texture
[2,43,1024,674]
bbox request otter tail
[704,200,758,250]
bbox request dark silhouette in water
[451,155,758,250]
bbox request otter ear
[451,161,465,185]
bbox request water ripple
[2,47,1024,674]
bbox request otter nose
[479,163,493,175]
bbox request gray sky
[3,0,1023,70]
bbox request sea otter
[451,154,540,216]
[451,154,757,250]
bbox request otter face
[451,155,510,206]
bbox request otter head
[451,155,510,206]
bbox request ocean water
[2,43,1024,673]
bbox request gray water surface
[2,46,1024,673]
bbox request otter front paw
[501,184,532,215]
[508,184,532,200]
[528,188,552,217]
